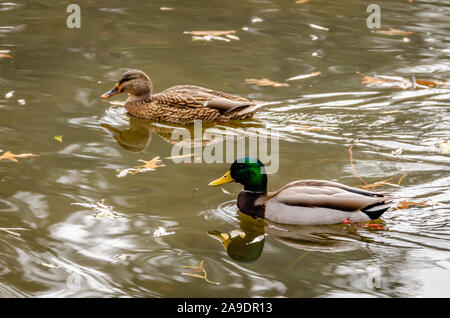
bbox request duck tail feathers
[361,199,393,220]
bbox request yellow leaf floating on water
[0,151,39,163]
[296,0,309,4]
[375,28,413,36]
[0,54,12,58]
[54,135,63,142]
[181,260,219,285]
[116,156,165,177]
[245,78,290,87]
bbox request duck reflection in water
[208,212,368,263]
[100,114,223,153]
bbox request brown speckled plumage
[101,70,262,125]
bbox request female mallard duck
[209,158,393,225]
[101,70,262,125]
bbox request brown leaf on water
[245,78,290,87]
[0,151,39,163]
[396,201,431,209]
[136,156,165,170]
[375,28,413,36]
[184,30,236,37]
[296,0,309,3]
[361,178,395,190]
[295,126,324,132]
[160,7,175,11]
[361,75,413,89]
[415,79,450,88]
[0,54,12,58]
[116,156,165,177]
[362,74,450,89]
[181,260,220,285]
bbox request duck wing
[267,180,392,220]
[156,86,258,114]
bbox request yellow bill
[208,170,234,186]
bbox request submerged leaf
[245,78,289,87]
[181,260,219,285]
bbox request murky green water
[1,0,449,297]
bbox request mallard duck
[101,70,262,125]
[209,157,393,225]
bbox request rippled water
[0,0,449,297]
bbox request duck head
[209,157,268,193]
[101,70,153,100]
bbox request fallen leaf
[0,54,12,58]
[160,7,175,11]
[0,151,39,162]
[251,17,263,23]
[296,0,309,3]
[439,139,450,155]
[184,30,236,37]
[116,156,165,177]
[245,78,289,87]
[287,71,321,81]
[415,79,450,88]
[181,260,219,285]
[361,75,414,89]
[5,91,14,99]
[375,28,413,36]
[396,201,431,209]
[295,126,324,132]
[137,157,165,170]
[54,135,63,142]
[17,99,26,105]
[361,178,395,190]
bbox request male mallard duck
[101,70,262,125]
[209,157,393,225]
